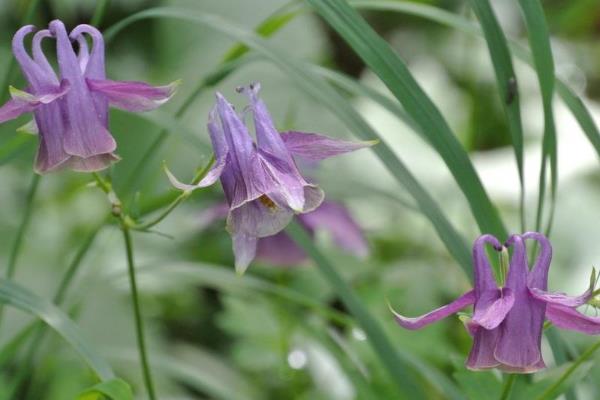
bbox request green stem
[499,374,516,400]
[535,339,600,400]
[131,155,214,231]
[122,226,156,400]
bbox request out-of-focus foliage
[1,0,600,399]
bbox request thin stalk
[131,155,214,232]
[499,374,516,400]
[0,174,41,331]
[122,226,156,400]
[534,339,600,400]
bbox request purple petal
[69,24,105,78]
[215,92,265,208]
[12,26,58,88]
[70,24,108,125]
[0,81,70,123]
[472,234,502,296]
[256,232,308,266]
[545,304,600,335]
[297,200,368,258]
[495,235,545,369]
[496,359,545,374]
[389,290,476,330]
[32,30,56,80]
[522,231,552,290]
[227,199,294,238]
[466,329,501,370]
[232,231,258,275]
[49,20,116,159]
[74,35,90,73]
[0,98,35,123]
[87,78,180,112]
[241,83,321,212]
[63,153,120,172]
[472,288,515,330]
[529,287,592,308]
[280,131,377,161]
[9,80,70,106]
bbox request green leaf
[103,7,472,276]
[0,279,115,381]
[305,0,506,242]
[78,379,133,400]
[468,0,525,231]
[516,0,557,236]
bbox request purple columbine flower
[166,82,375,273]
[198,200,369,266]
[389,232,599,373]
[0,20,178,173]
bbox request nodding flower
[390,232,599,373]
[0,20,178,173]
[197,200,369,267]
[165,82,376,274]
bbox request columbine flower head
[390,232,599,373]
[198,200,369,266]
[166,82,375,273]
[0,20,178,173]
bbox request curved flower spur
[389,232,600,373]
[0,20,178,173]
[165,82,376,274]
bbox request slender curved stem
[131,155,214,232]
[122,226,156,400]
[499,374,516,400]
[535,339,600,400]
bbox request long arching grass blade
[468,0,525,232]
[305,0,506,241]
[0,279,115,381]
[516,0,557,236]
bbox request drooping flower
[389,232,599,373]
[0,20,178,173]
[166,82,375,273]
[198,200,369,266]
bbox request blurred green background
[1,0,600,399]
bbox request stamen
[258,195,277,211]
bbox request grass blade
[468,0,525,232]
[517,0,558,236]
[305,0,506,241]
[0,279,115,381]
